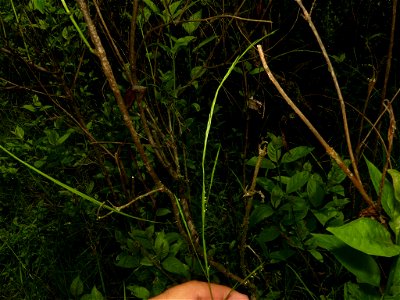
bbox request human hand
[149,280,249,300]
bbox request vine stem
[256,45,375,210]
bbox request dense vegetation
[1,0,399,299]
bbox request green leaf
[140,256,153,266]
[312,207,342,227]
[327,218,400,257]
[328,159,350,185]
[161,256,189,278]
[271,185,284,208]
[86,286,104,300]
[154,232,169,260]
[57,128,74,145]
[115,252,140,268]
[256,177,276,192]
[387,256,400,297]
[193,35,216,52]
[22,104,36,112]
[156,208,171,216]
[13,125,24,140]
[143,0,159,14]
[286,171,310,194]
[388,169,400,204]
[246,157,275,169]
[267,141,281,163]
[269,249,295,262]
[127,285,150,299]
[190,66,206,80]
[45,129,59,146]
[281,146,314,163]
[344,282,381,300]
[70,275,84,297]
[312,234,381,286]
[256,226,280,244]
[32,0,45,13]
[249,204,275,228]
[171,36,196,55]
[307,175,325,207]
[327,184,345,196]
[182,9,202,34]
[365,158,395,218]
[168,1,182,18]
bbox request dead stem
[294,0,361,184]
[256,45,375,210]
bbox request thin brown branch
[129,0,140,84]
[239,141,267,276]
[116,187,164,211]
[92,0,131,83]
[380,0,397,104]
[75,0,160,187]
[378,100,396,207]
[256,45,375,210]
[294,0,361,184]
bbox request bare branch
[256,45,375,210]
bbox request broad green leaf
[267,141,281,163]
[327,184,345,196]
[168,1,182,17]
[328,159,350,185]
[280,197,309,224]
[45,129,59,146]
[88,286,104,300]
[269,249,295,262]
[115,253,140,268]
[312,207,342,226]
[161,256,189,277]
[22,104,36,112]
[327,218,400,257]
[308,249,323,262]
[193,35,216,52]
[312,234,381,286]
[143,0,159,14]
[70,275,84,297]
[182,9,202,34]
[286,171,310,194]
[388,169,400,239]
[307,175,325,207]
[140,256,153,266]
[191,103,200,112]
[344,281,381,300]
[154,232,169,260]
[256,226,280,244]
[365,158,395,218]
[13,125,24,140]
[190,66,206,80]
[171,36,196,55]
[256,177,275,192]
[386,256,400,297]
[127,285,150,299]
[156,208,171,216]
[281,146,314,163]
[271,185,284,208]
[388,169,400,203]
[249,204,274,228]
[32,0,45,13]
[246,157,275,169]
[57,128,74,145]
[249,67,264,75]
